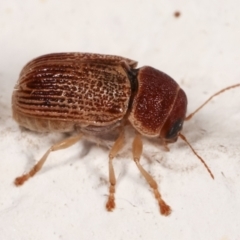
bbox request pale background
[1,1,240,240]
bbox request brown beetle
[12,52,240,216]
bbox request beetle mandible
[12,52,240,216]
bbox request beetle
[12,52,240,216]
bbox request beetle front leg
[106,131,125,211]
[14,134,83,186]
[132,133,171,216]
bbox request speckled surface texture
[1,1,240,239]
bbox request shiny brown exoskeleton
[12,52,240,216]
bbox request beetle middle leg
[106,131,125,211]
[15,134,83,186]
[132,133,171,216]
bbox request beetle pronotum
[12,52,240,216]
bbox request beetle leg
[132,134,171,216]
[15,134,83,186]
[106,131,125,211]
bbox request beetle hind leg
[14,134,83,186]
[132,134,171,216]
[106,131,125,211]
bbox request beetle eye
[165,119,183,139]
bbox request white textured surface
[1,1,240,239]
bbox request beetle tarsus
[106,200,115,211]
[154,189,172,216]
[106,186,115,211]
[14,175,28,186]
[160,202,172,216]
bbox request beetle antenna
[179,133,214,179]
[185,83,240,120]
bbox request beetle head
[128,66,187,142]
[160,87,187,143]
